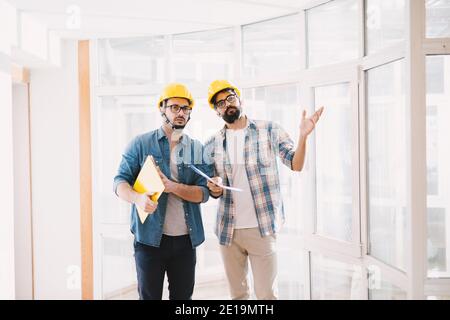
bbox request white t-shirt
[163,152,188,236]
[226,124,259,229]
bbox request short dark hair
[211,88,237,108]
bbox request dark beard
[222,107,241,124]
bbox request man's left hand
[156,166,177,194]
[300,106,324,138]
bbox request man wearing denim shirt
[204,80,324,300]
[113,83,209,300]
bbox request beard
[172,116,187,129]
[222,106,241,124]
[162,112,188,129]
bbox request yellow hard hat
[207,80,241,109]
[157,83,194,108]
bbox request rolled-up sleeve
[270,122,296,170]
[192,162,215,203]
[200,185,210,203]
[113,137,141,196]
[186,141,214,203]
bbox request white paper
[189,165,243,192]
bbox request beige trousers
[220,228,278,300]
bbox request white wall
[0,0,17,55]
[13,83,34,300]
[0,57,16,300]
[29,40,81,299]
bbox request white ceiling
[6,0,310,39]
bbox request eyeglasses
[166,104,192,115]
[215,94,238,110]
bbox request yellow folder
[133,156,165,224]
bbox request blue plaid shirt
[204,118,296,246]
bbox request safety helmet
[157,83,194,108]
[207,80,241,109]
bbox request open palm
[300,107,324,137]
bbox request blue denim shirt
[113,127,210,248]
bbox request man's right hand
[207,177,224,196]
[134,193,158,214]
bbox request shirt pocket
[212,151,226,177]
[182,163,198,185]
[257,140,273,167]
[140,154,165,174]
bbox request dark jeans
[133,234,196,300]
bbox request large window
[101,235,135,299]
[426,0,450,38]
[242,14,301,78]
[426,55,450,279]
[368,279,407,300]
[367,60,407,271]
[314,83,353,242]
[98,96,158,224]
[310,253,364,299]
[365,0,405,55]
[98,37,166,86]
[306,0,359,67]
[95,95,159,299]
[172,28,234,84]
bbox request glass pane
[307,0,359,67]
[314,83,353,242]
[102,235,136,299]
[366,0,405,55]
[242,14,301,78]
[193,233,229,299]
[368,279,407,300]
[426,0,450,38]
[172,28,234,84]
[98,37,166,86]
[243,84,306,299]
[310,253,364,300]
[98,96,158,225]
[277,248,305,300]
[367,60,407,271]
[426,55,450,278]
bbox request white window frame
[421,9,450,301]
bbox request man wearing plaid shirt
[204,80,324,300]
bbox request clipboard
[133,156,165,224]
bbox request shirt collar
[157,126,188,145]
[219,116,256,138]
[157,126,166,141]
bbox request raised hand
[300,106,324,137]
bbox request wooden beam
[78,40,93,300]
[12,64,30,84]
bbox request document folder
[133,156,165,224]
